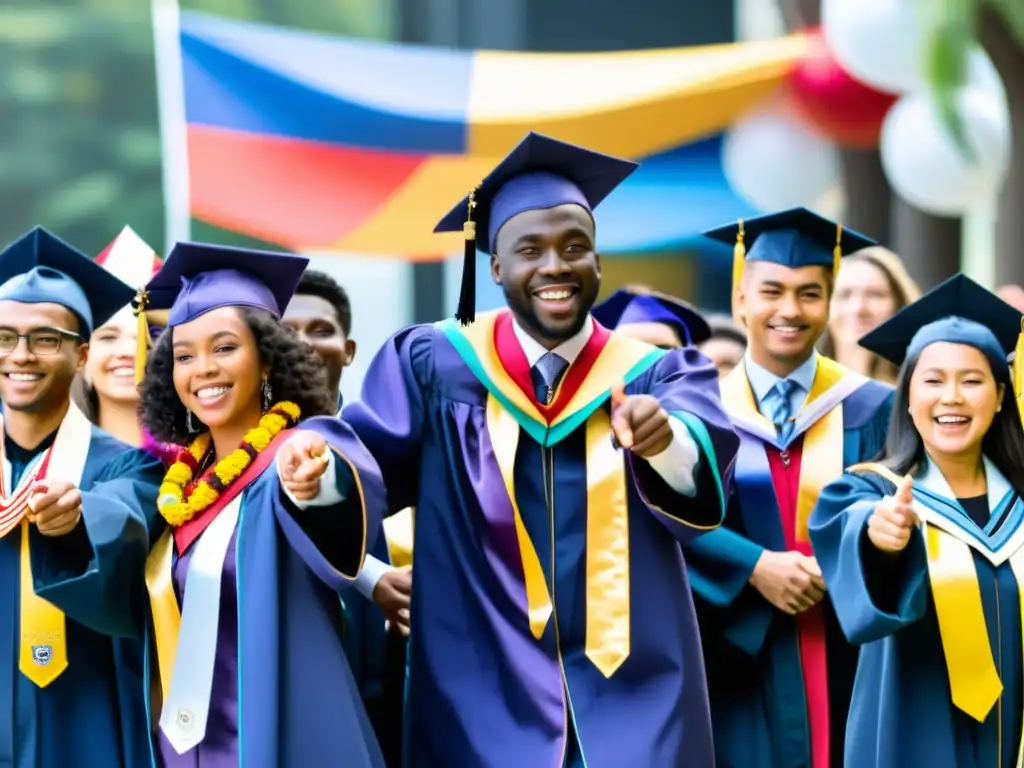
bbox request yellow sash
[144,441,367,713]
[486,394,631,677]
[0,404,94,687]
[849,462,1009,726]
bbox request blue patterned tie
[769,379,798,445]
[532,352,569,405]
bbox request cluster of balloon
[723,24,895,213]
[824,0,1010,216]
[723,0,1010,218]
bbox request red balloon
[785,29,898,149]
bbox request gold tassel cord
[730,219,746,321]
[132,287,149,385]
[833,223,843,276]
[1014,317,1024,430]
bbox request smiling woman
[133,242,387,767]
[809,274,1024,767]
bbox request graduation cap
[592,288,711,346]
[134,241,309,383]
[0,226,135,336]
[434,132,638,325]
[859,274,1024,381]
[702,207,876,312]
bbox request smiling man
[0,226,163,768]
[343,132,740,768]
[283,270,355,407]
[682,208,895,768]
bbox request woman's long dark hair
[879,344,1024,492]
[138,307,334,445]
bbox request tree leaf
[922,0,979,160]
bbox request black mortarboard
[434,132,638,324]
[859,274,1024,375]
[592,288,711,346]
[0,226,135,335]
[702,207,876,299]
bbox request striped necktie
[531,352,569,406]
[769,378,798,445]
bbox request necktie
[531,352,569,406]
[769,379,798,445]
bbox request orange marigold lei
[157,401,301,527]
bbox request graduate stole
[145,428,293,714]
[848,461,1024,760]
[721,358,867,768]
[0,403,93,688]
[440,310,666,677]
[383,507,415,568]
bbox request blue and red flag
[175,11,808,257]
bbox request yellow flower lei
[157,401,301,527]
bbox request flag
[164,10,808,257]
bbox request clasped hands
[750,550,826,615]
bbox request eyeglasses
[0,328,81,356]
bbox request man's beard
[503,283,597,343]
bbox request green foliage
[0,0,395,256]
[923,0,976,158]
[923,0,1022,159]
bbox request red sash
[493,311,610,421]
[173,429,294,555]
[0,448,54,539]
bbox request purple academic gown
[150,416,387,768]
[343,319,740,768]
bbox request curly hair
[138,307,335,445]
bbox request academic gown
[1,422,163,768]
[683,360,893,768]
[810,458,1024,768]
[342,310,740,768]
[149,415,387,768]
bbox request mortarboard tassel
[1014,318,1024,429]
[833,223,843,276]
[132,287,149,385]
[730,219,746,320]
[455,185,481,326]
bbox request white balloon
[822,0,924,94]
[880,88,1011,216]
[967,49,1008,109]
[723,104,840,213]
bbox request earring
[261,379,272,411]
[186,410,198,434]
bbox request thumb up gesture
[867,474,917,553]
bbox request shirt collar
[512,315,594,368]
[745,350,819,406]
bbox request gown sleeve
[272,415,387,591]
[31,447,165,639]
[628,347,740,545]
[683,492,776,655]
[808,470,930,644]
[341,325,433,514]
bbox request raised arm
[808,470,929,645]
[31,447,165,639]
[628,347,740,545]
[272,417,387,593]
